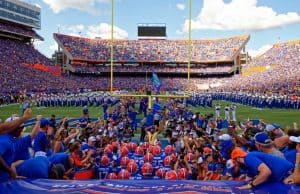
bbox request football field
[0,100,299,130]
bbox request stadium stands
[0,29,299,97]
[0,38,77,95]
[221,40,300,94]
[54,33,249,63]
[72,64,233,74]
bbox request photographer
[174,154,193,180]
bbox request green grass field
[0,101,299,129]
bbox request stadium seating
[0,38,78,95]
[71,64,232,74]
[221,40,300,94]
[0,33,299,97]
[54,33,249,62]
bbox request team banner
[0,179,299,194]
[152,72,162,94]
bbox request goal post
[109,0,192,100]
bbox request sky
[22,0,300,58]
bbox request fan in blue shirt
[0,134,15,182]
[48,153,73,171]
[231,148,293,189]
[33,118,50,156]
[0,115,41,182]
[14,156,50,179]
[13,156,65,179]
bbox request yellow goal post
[109,0,192,104]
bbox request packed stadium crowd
[72,64,232,74]
[0,97,300,189]
[221,41,300,94]
[1,31,299,101]
[0,38,74,95]
[54,33,249,62]
[1,1,300,192]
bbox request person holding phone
[21,98,30,116]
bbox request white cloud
[248,44,272,58]
[86,23,128,39]
[33,40,43,48]
[67,24,85,35]
[49,42,58,51]
[62,23,128,39]
[176,3,185,11]
[34,4,41,8]
[43,0,110,14]
[184,0,300,31]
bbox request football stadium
[0,0,300,193]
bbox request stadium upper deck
[0,20,43,40]
[243,39,300,71]
[219,40,300,94]
[54,33,249,64]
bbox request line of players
[34,93,118,108]
[34,93,214,109]
[212,92,300,109]
[96,142,193,180]
[215,104,237,121]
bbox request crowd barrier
[0,179,299,194]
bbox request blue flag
[152,72,162,94]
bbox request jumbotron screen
[138,26,166,37]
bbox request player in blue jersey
[140,162,160,180]
[96,155,111,179]
[133,146,145,169]
[152,145,165,169]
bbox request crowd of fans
[0,38,79,95]
[72,64,232,74]
[0,97,300,188]
[0,30,299,103]
[55,33,249,62]
[222,41,300,94]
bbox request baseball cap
[265,124,276,132]
[197,157,203,164]
[218,134,232,141]
[272,124,281,129]
[88,136,96,142]
[231,148,247,160]
[40,119,50,128]
[289,136,300,143]
[254,132,272,146]
[5,115,24,127]
[226,159,234,169]
[220,138,234,160]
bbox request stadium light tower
[110,0,192,107]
